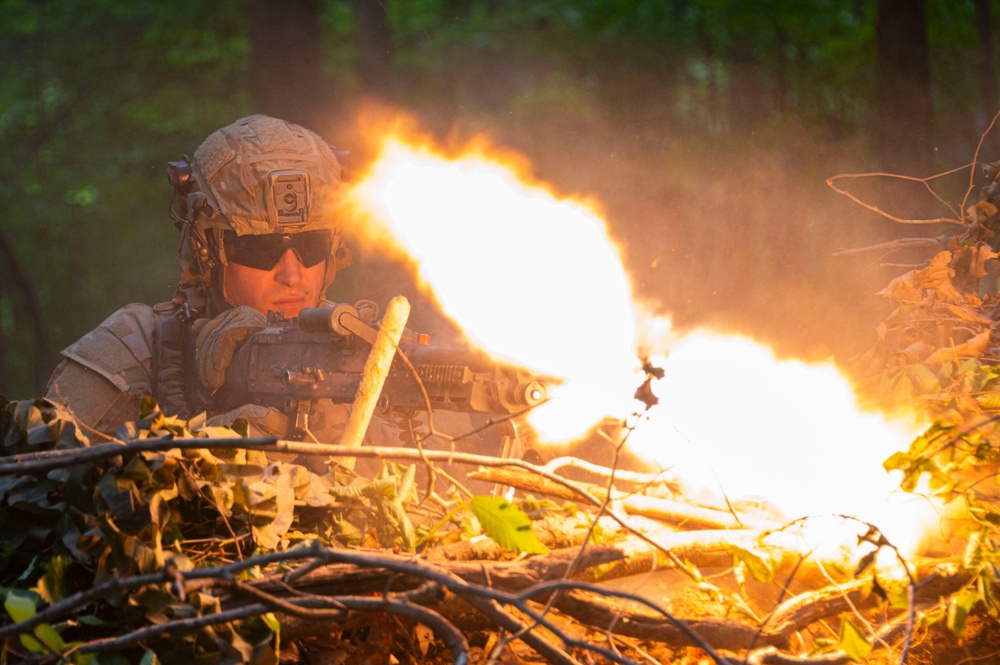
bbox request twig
[960,108,1000,220]
[831,237,942,257]
[826,165,973,227]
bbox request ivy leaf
[3,591,65,655]
[470,497,548,554]
[837,617,872,662]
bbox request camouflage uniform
[46,304,165,436]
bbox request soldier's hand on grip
[196,306,268,390]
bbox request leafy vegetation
[0,395,564,662]
[835,154,1000,655]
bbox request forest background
[2,0,998,400]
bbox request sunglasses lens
[295,235,333,267]
[225,231,332,270]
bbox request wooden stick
[340,295,410,469]
[469,466,782,531]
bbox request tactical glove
[196,306,268,390]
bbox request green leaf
[947,587,982,639]
[262,612,280,660]
[920,605,947,629]
[32,621,66,652]
[138,649,161,665]
[470,496,548,554]
[727,545,773,582]
[906,363,941,393]
[4,590,65,655]
[34,555,74,604]
[19,633,46,655]
[837,617,872,662]
[887,583,911,610]
[4,589,36,623]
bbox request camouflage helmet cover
[176,115,352,312]
[191,114,343,236]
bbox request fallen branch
[469,466,782,531]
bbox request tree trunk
[354,0,394,97]
[974,0,1000,157]
[249,0,329,131]
[875,0,933,178]
[0,231,53,395]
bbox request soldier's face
[224,248,326,316]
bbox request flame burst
[348,135,641,441]
[347,122,939,556]
[631,334,933,556]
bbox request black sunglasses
[223,230,332,271]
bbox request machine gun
[210,303,551,453]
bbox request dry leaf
[414,624,433,656]
[941,303,991,325]
[914,251,963,301]
[970,243,1000,279]
[922,330,991,366]
[878,270,921,302]
[899,340,932,364]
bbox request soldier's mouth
[271,297,310,314]
[273,295,309,305]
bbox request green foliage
[0,397,556,659]
[947,586,982,639]
[726,543,774,583]
[470,496,549,554]
[837,616,872,662]
[0,398,451,659]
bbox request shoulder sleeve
[45,304,160,436]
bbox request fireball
[346,118,940,558]
[348,133,641,441]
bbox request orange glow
[630,333,937,558]
[347,120,941,558]
[348,132,641,441]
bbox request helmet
[169,114,353,316]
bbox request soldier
[45,115,357,447]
